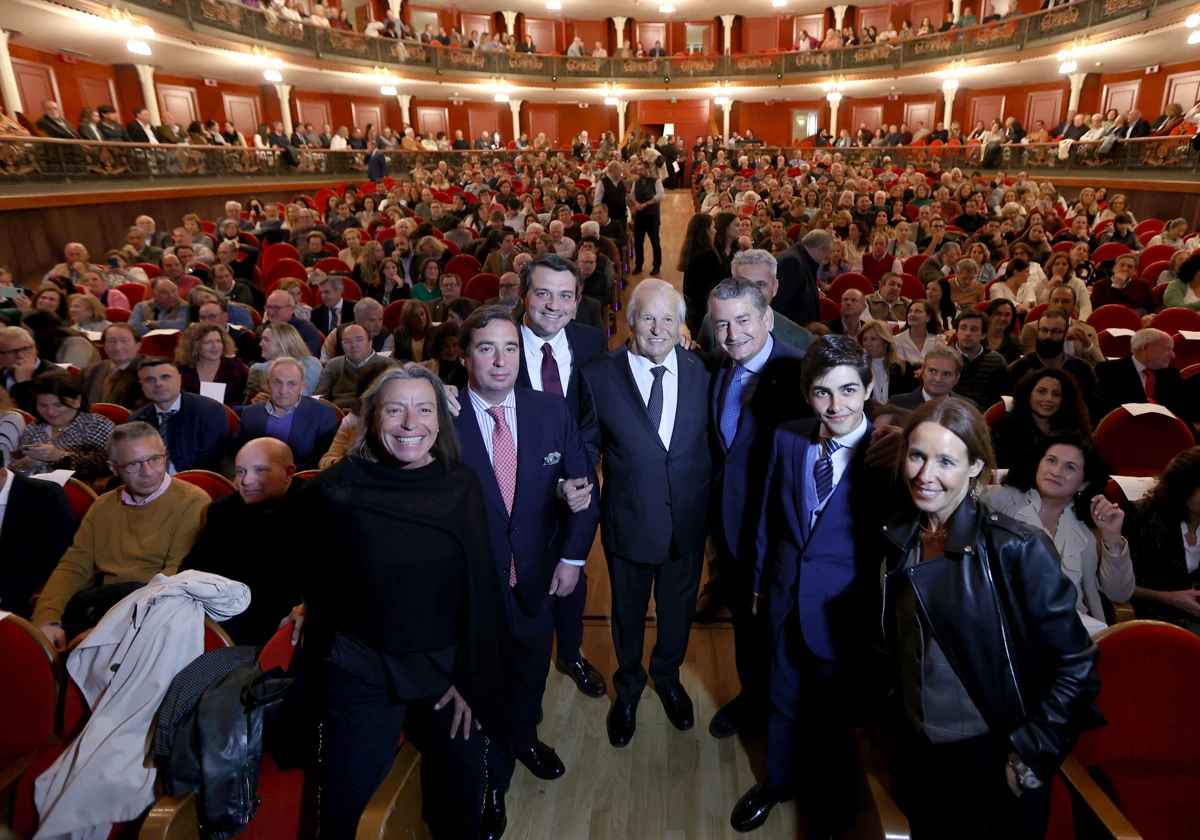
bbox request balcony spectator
[519,34,538,53]
[98,105,130,142]
[593,41,608,56]
[916,15,935,35]
[938,12,956,32]
[77,107,103,142]
[567,37,587,56]
[956,6,978,27]
[36,99,79,139]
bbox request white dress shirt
[1183,521,1200,574]
[627,347,679,450]
[809,414,869,528]
[0,468,12,541]
[520,323,573,396]
[727,334,774,414]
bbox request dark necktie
[158,410,177,462]
[486,406,518,587]
[646,365,667,432]
[1144,369,1157,403]
[719,365,746,449]
[814,438,843,504]
[541,343,564,397]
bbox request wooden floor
[505,193,806,838]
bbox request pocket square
[542,452,561,466]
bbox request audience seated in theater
[187,285,254,332]
[858,320,918,405]
[128,276,189,337]
[195,297,259,365]
[32,421,209,649]
[992,368,1093,468]
[1,325,57,413]
[211,253,260,307]
[1123,446,1200,631]
[948,308,1008,410]
[865,272,911,322]
[979,299,1023,363]
[1163,251,1200,312]
[22,310,100,370]
[0,391,24,466]
[888,344,963,409]
[861,234,904,288]
[824,289,870,338]
[486,273,522,311]
[987,258,1037,319]
[129,357,230,473]
[80,324,146,409]
[231,356,340,471]
[697,250,814,355]
[46,242,101,285]
[1095,328,1194,423]
[1089,253,1155,317]
[174,322,249,407]
[321,298,395,362]
[575,243,614,319]
[1008,307,1104,419]
[12,372,114,482]
[392,299,433,363]
[246,323,322,401]
[948,258,988,310]
[182,437,300,645]
[987,432,1133,635]
[316,324,399,409]
[312,274,354,336]
[67,293,110,334]
[893,300,943,365]
[317,362,392,470]
[419,322,467,389]
[428,273,464,322]
[0,461,75,618]
[259,289,323,358]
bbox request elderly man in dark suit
[509,254,609,698]
[0,466,76,618]
[0,326,55,414]
[35,99,79,139]
[129,358,230,473]
[774,229,829,328]
[230,357,340,470]
[579,278,712,748]
[79,324,145,409]
[452,306,600,840]
[705,279,807,741]
[1095,328,1194,425]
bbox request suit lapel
[670,350,701,452]
[798,427,817,544]
[513,392,540,521]
[711,362,728,453]
[611,349,667,451]
[457,408,510,517]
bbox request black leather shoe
[632,264,643,274]
[650,266,661,275]
[481,785,507,840]
[515,740,565,780]
[655,684,694,731]
[730,782,789,833]
[607,700,637,747]
[693,581,725,623]
[709,695,766,739]
[556,656,607,698]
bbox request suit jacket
[709,340,807,561]
[127,121,156,143]
[578,346,712,563]
[0,471,76,617]
[774,243,822,327]
[754,418,884,661]
[311,302,353,336]
[453,388,600,617]
[129,392,230,473]
[79,356,147,409]
[156,125,188,144]
[78,122,104,142]
[482,250,516,278]
[1095,357,1194,424]
[1123,119,1151,139]
[231,398,340,471]
[6,359,56,414]
[515,320,608,426]
[888,387,936,410]
[574,295,605,332]
[100,121,131,142]
[228,326,260,364]
[37,115,79,139]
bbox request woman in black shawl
[290,362,510,840]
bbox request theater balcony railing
[105,0,1187,83]
[0,135,1196,188]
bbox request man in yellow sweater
[33,421,210,650]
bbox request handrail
[110,0,1182,82]
[1,134,1195,186]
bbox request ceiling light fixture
[1187,11,1200,42]
[491,77,511,103]
[546,0,562,8]
[264,68,282,82]
[603,81,621,106]
[126,39,152,55]
[659,3,676,14]
[772,0,787,7]
[711,81,731,106]
[372,66,399,96]
[822,75,846,103]
[1056,39,1085,73]
[940,59,964,91]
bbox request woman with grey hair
[288,362,510,840]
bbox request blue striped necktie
[719,365,745,449]
[814,438,843,504]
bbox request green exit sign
[671,97,677,104]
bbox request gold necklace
[918,515,948,543]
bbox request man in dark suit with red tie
[1095,328,1196,428]
[512,254,609,698]
[452,306,600,840]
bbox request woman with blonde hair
[244,322,322,402]
[175,322,249,406]
[277,278,313,321]
[66,294,110,334]
[1095,193,1136,225]
[391,299,432,363]
[283,203,304,231]
[857,319,917,404]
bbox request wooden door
[468,107,499,143]
[684,22,713,53]
[76,73,118,113]
[1162,71,1200,114]
[635,21,667,52]
[523,18,557,53]
[909,0,947,31]
[416,106,449,138]
[460,11,493,39]
[904,101,937,133]
[1102,80,1140,117]
[156,84,199,127]
[1025,89,1063,132]
[858,6,891,35]
[351,102,384,132]
[792,13,825,46]
[10,58,59,118]
[528,109,558,146]
[851,104,884,134]
[968,94,1005,128]
[295,99,332,130]
[223,92,261,137]
[742,18,776,54]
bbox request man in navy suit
[130,357,230,473]
[705,279,807,741]
[579,279,713,748]
[229,357,340,471]
[512,253,609,698]
[732,335,887,836]
[453,306,600,840]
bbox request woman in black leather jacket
[881,397,1102,839]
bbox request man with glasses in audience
[196,299,259,363]
[1008,307,1104,419]
[1018,285,1103,365]
[0,325,53,413]
[486,273,522,311]
[32,421,210,650]
[258,290,323,358]
[129,357,230,473]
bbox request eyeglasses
[0,345,35,357]
[115,453,166,473]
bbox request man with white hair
[321,297,394,361]
[136,215,172,249]
[1096,329,1193,422]
[773,229,828,327]
[578,278,712,748]
[549,220,575,259]
[47,242,101,284]
[696,249,814,354]
[230,357,341,471]
[524,221,545,241]
[215,201,253,232]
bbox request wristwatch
[1007,753,1042,790]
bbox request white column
[832,5,848,32]
[942,86,957,127]
[0,30,22,118]
[385,0,401,16]
[134,64,160,125]
[720,15,735,54]
[501,10,518,34]
[616,99,628,140]
[828,96,839,138]
[275,83,293,136]
[1068,72,1086,113]
[721,100,732,141]
[508,98,522,141]
[397,94,412,127]
[612,16,627,49]
[951,0,963,19]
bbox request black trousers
[318,661,486,840]
[606,545,703,705]
[717,542,770,716]
[889,714,1053,840]
[551,569,586,662]
[632,212,662,271]
[487,581,555,791]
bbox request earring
[969,483,980,503]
